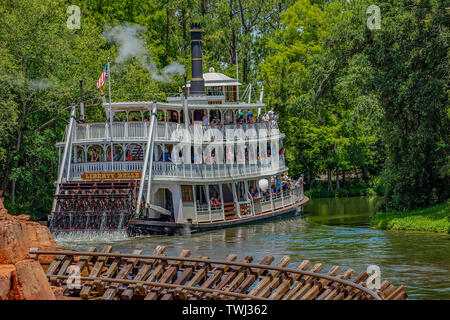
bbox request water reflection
[56,196,450,299]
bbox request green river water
[55,196,450,300]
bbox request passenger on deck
[76,115,85,124]
[91,149,99,162]
[202,115,209,126]
[126,150,132,161]
[161,151,171,162]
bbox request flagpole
[108,57,114,167]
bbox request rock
[0,264,15,300]
[50,286,64,300]
[0,205,58,264]
[16,214,30,221]
[13,259,55,300]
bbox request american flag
[96,64,108,89]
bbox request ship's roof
[185,71,241,88]
[103,101,265,112]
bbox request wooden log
[234,255,275,296]
[79,246,113,299]
[214,256,253,292]
[269,260,311,300]
[196,254,238,299]
[386,285,406,300]
[282,263,323,300]
[121,245,166,300]
[249,256,291,298]
[144,250,191,300]
[319,268,355,300]
[45,254,66,281]
[50,255,73,285]
[342,271,368,300]
[102,249,142,300]
[161,256,203,300]
[62,247,97,295]
[299,266,341,300]
[95,252,122,294]
[183,257,211,296]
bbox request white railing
[68,156,287,181]
[72,121,281,143]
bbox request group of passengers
[75,108,278,127]
[209,195,222,208]
[246,177,293,200]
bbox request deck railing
[68,156,287,181]
[72,121,281,143]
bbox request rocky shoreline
[0,191,63,300]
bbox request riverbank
[370,200,450,233]
[304,177,383,199]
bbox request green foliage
[371,200,450,233]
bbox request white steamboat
[50,24,308,235]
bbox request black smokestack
[190,23,205,95]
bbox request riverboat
[49,24,308,236]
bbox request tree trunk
[336,168,340,190]
[327,166,333,191]
[362,166,369,181]
[342,170,346,188]
[243,52,248,83]
[229,0,236,66]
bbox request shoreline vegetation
[370,200,450,234]
[304,177,383,198]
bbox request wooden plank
[319,268,354,300]
[45,254,66,278]
[342,271,369,300]
[269,260,311,300]
[182,257,211,297]
[79,246,113,299]
[161,256,203,300]
[250,256,291,298]
[282,263,323,300]
[195,254,238,299]
[215,255,253,291]
[234,255,275,295]
[144,250,191,300]
[94,251,122,294]
[49,255,73,285]
[299,266,342,300]
[53,255,75,285]
[386,285,406,300]
[62,247,97,295]
[102,249,142,300]
[121,245,166,300]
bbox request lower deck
[128,196,309,236]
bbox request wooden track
[30,247,408,300]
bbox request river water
[55,196,450,300]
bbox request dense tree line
[0,0,447,218]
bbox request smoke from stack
[102,22,185,83]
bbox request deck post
[232,182,241,218]
[279,174,285,207]
[219,184,225,220]
[135,102,157,217]
[192,185,198,223]
[64,106,76,182]
[206,184,212,222]
[53,105,76,211]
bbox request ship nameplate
[81,171,142,180]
